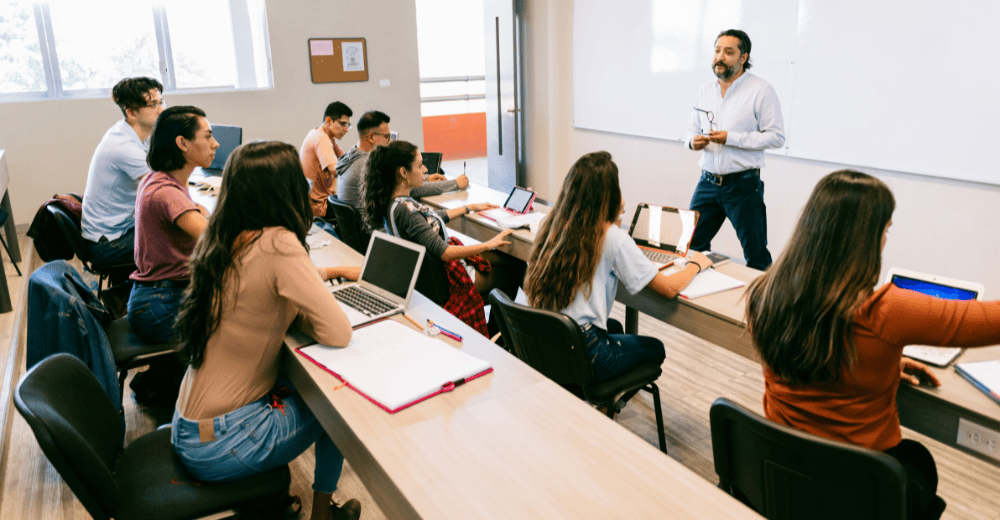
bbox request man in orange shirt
[300,101,353,234]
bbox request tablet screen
[504,187,534,213]
[891,275,979,301]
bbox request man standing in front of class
[686,29,784,271]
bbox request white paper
[310,40,334,56]
[661,266,745,299]
[341,42,365,72]
[647,205,662,247]
[299,320,490,411]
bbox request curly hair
[360,141,418,232]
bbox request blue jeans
[171,380,344,493]
[127,283,184,344]
[689,171,772,270]
[86,227,137,272]
[583,318,665,383]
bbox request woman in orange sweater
[746,169,1000,520]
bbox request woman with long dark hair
[524,151,711,383]
[361,140,511,336]
[171,141,362,520]
[746,169,1000,520]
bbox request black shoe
[331,498,362,520]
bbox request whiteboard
[573,0,1000,185]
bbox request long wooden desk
[281,229,760,519]
[422,183,1000,467]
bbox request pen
[464,161,466,177]
[403,312,424,330]
[436,325,463,342]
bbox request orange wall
[421,112,487,160]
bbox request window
[0,0,272,102]
[415,0,486,116]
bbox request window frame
[0,0,273,103]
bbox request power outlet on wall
[957,418,1000,462]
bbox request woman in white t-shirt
[524,151,712,382]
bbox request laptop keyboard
[332,286,396,317]
[642,249,680,264]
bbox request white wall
[0,0,423,226]
[524,0,1000,294]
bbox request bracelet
[464,205,470,215]
[689,262,703,274]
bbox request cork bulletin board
[309,38,368,83]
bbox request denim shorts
[171,382,344,493]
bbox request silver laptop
[627,203,699,270]
[329,231,425,328]
[885,267,985,367]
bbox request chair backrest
[46,203,93,265]
[208,124,243,171]
[14,353,126,520]
[328,197,370,255]
[488,289,595,388]
[709,397,907,520]
[414,253,451,306]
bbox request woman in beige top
[170,141,362,520]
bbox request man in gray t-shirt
[335,110,469,212]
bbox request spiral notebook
[297,319,492,413]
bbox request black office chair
[489,289,667,453]
[709,397,907,520]
[0,207,20,276]
[106,316,178,407]
[46,204,133,297]
[328,197,371,255]
[14,353,292,520]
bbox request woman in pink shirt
[127,106,215,344]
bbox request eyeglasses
[336,120,351,129]
[370,132,391,140]
[693,107,717,133]
[145,99,166,109]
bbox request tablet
[503,187,536,214]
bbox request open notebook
[297,320,492,413]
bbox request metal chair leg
[0,233,21,276]
[644,383,667,454]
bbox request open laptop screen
[890,275,979,301]
[628,204,698,254]
[361,236,423,299]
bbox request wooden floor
[1,235,999,519]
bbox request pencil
[403,312,424,330]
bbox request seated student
[336,110,469,211]
[746,170,1000,520]
[300,101,352,223]
[361,141,509,336]
[171,141,363,520]
[523,151,711,383]
[81,76,164,278]
[127,106,214,344]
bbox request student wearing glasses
[80,76,166,279]
[300,101,354,223]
